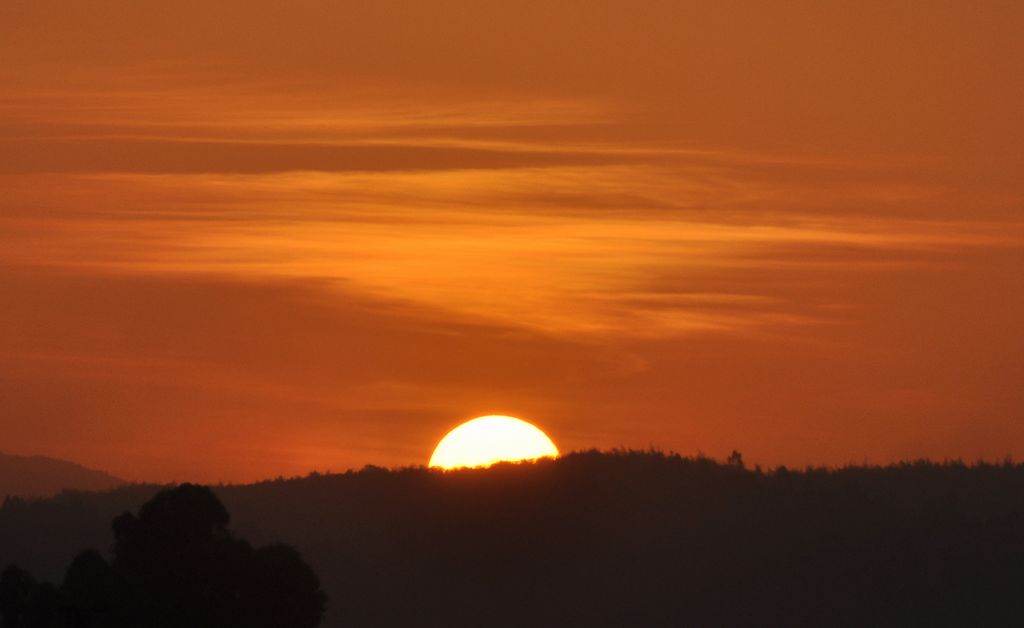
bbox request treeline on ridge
[3,450,1024,627]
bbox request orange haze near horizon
[2,1,1023,483]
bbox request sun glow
[428,415,559,469]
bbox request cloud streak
[1,0,1022,480]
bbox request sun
[428,415,559,469]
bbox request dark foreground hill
[0,453,123,499]
[3,450,1024,627]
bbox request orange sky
[2,1,1023,482]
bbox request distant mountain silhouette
[0,453,123,498]
[3,450,1024,627]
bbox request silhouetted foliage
[0,484,324,628]
[0,566,58,628]
[3,451,1024,626]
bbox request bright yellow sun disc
[429,415,559,469]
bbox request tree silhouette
[7,451,1024,626]
[0,566,58,628]
[0,484,325,628]
[61,550,119,628]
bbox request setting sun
[428,415,559,469]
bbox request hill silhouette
[0,453,123,499]
[3,450,1024,627]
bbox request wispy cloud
[2,0,1023,480]
[3,161,1018,337]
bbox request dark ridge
[0,452,124,499]
[3,449,1024,627]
